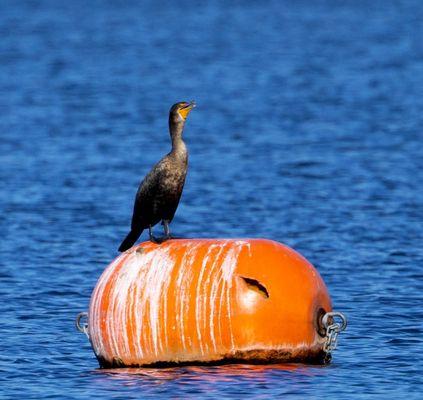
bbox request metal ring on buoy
[75,312,89,338]
[322,311,347,331]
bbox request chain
[322,311,347,355]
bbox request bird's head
[169,101,196,123]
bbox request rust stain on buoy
[88,239,332,367]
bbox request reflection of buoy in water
[78,239,345,367]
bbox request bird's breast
[157,155,187,190]
[162,165,187,190]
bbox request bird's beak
[179,101,196,120]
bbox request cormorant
[118,101,195,252]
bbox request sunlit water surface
[1,1,422,398]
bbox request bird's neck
[169,120,187,157]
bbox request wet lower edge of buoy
[96,348,329,369]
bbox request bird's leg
[163,220,171,240]
[149,225,160,244]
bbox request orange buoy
[84,239,336,367]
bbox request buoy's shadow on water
[92,363,327,384]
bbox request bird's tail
[118,228,143,252]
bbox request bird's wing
[136,156,169,198]
[131,157,169,223]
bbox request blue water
[1,0,422,398]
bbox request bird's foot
[149,235,171,244]
[149,221,179,244]
[149,235,161,244]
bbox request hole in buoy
[316,307,327,337]
[240,276,269,298]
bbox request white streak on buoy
[112,252,144,359]
[208,241,231,352]
[140,245,175,357]
[107,264,121,357]
[176,243,201,351]
[90,254,124,357]
[195,244,215,355]
[134,251,152,359]
[220,240,247,350]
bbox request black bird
[118,101,195,251]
